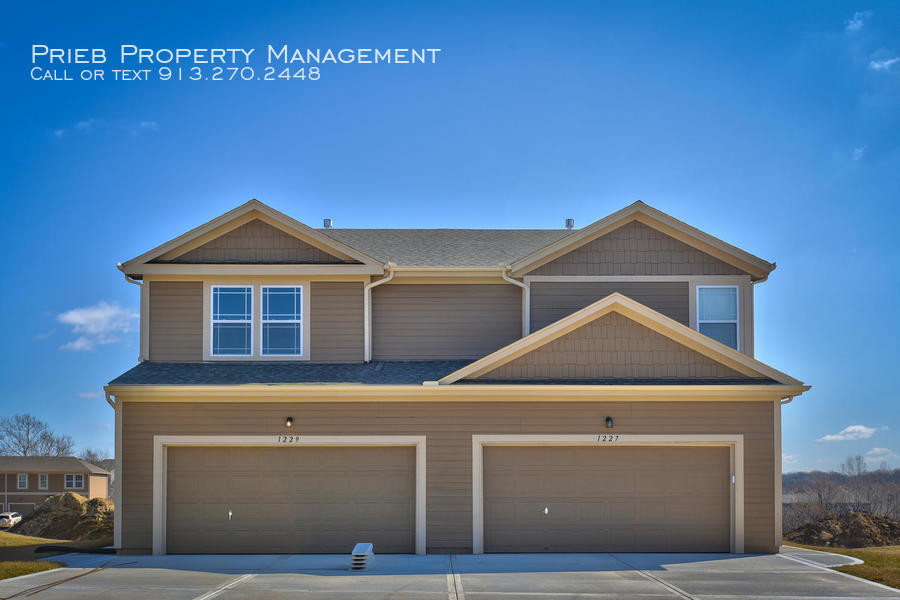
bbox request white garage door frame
[153,434,427,555]
[472,434,744,554]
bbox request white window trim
[152,434,426,556]
[210,285,254,357]
[65,473,85,489]
[471,434,745,554]
[16,474,27,489]
[696,285,740,350]
[202,281,311,361]
[38,474,48,490]
[260,285,304,357]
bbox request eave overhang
[104,383,809,401]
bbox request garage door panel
[166,446,415,554]
[484,446,731,553]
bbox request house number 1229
[276,435,301,443]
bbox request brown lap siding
[530,281,689,332]
[121,399,776,553]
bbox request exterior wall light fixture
[285,417,294,428]
[605,416,614,428]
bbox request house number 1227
[597,434,619,442]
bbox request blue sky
[1,1,897,469]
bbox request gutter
[105,383,812,400]
[117,263,142,286]
[363,263,396,362]
[501,267,530,337]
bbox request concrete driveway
[0,548,895,599]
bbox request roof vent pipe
[565,218,575,229]
[323,218,333,229]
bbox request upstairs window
[261,286,303,356]
[211,286,253,356]
[39,474,48,489]
[65,474,84,489]
[697,286,739,349]
[17,474,27,489]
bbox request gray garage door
[166,446,415,554]
[484,445,731,552]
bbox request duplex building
[0,456,110,515]
[106,199,808,555]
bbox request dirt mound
[784,511,900,548]
[11,492,114,541]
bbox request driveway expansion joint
[610,553,696,599]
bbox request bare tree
[79,448,107,465]
[42,432,75,457]
[841,454,867,476]
[0,414,75,457]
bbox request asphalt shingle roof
[109,363,779,387]
[0,456,109,474]
[459,378,779,385]
[318,228,574,267]
[109,361,472,386]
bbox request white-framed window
[697,285,739,350]
[38,474,48,490]
[211,286,253,356]
[261,286,303,356]
[17,474,27,489]
[65,474,84,489]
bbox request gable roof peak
[118,198,385,276]
[438,292,805,387]
[511,200,776,281]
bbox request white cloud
[50,118,160,138]
[870,57,900,71]
[57,301,138,351]
[852,145,866,161]
[78,391,101,399]
[866,447,898,460]
[817,424,877,442]
[845,11,871,32]
[782,453,798,465]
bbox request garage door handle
[228,509,232,520]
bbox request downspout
[105,387,123,550]
[117,264,146,361]
[502,268,530,337]
[364,263,396,362]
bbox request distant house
[0,456,110,516]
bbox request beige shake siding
[531,281,689,332]
[149,281,204,362]
[372,284,522,360]
[309,281,364,362]
[120,399,777,554]
[476,312,752,381]
[168,219,352,264]
[529,221,749,277]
